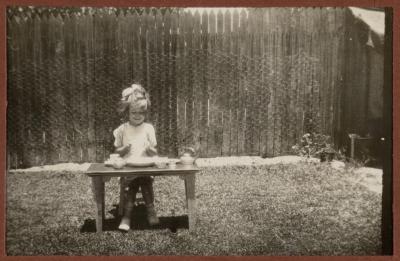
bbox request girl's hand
[116,144,131,157]
[146,146,158,157]
[143,140,157,156]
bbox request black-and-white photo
[6,5,393,256]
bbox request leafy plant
[291,132,336,158]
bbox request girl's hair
[117,84,151,114]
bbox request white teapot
[179,147,196,166]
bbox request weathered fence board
[206,11,218,157]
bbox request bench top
[85,163,200,177]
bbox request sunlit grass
[6,162,381,255]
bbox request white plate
[125,157,155,167]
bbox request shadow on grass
[80,204,188,233]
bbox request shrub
[291,133,336,159]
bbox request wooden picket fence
[7,7,354,168]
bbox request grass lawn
[6,162,381,256]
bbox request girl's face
[129,106,146,126]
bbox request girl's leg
[118,180,140,231]
[140,177,159,225]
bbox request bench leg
[119,178,126,216]
[184,174,196,231]
[91,176,105,233]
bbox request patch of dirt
[196,155,320,167]
[350,167,382,194]
[10,156,318,172]
[8,156,382,194]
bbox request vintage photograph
[6,6,392,255]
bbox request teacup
[168,160,177,169]
[154,157,168,169]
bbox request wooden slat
[163,10,172,156]
[216,10,230,156]
[281,31,289,154]
[320,8,328,134]
[98,10,109,162]
[179,11,188,151]
[184,11,195,153]
[246,9,256,155]
[255,9,266,156]
[307,31,315,135]
[303,8,313,137]
[243,10,254,155]
[274,21,284,155]
[169,11,179,156]
[154,10,165,154]
[330,29,339,138]
[31,14,46,165]
[221,10,232,156]
[70,13,88,163]
[176,11,186,153]
[199,10,209,157]
[121,13,132,85]
[281,9,291,154]
[123,13,133,83]
[190,11,202,156]
[334,8,346,144]
[287,22,297,153]
[63,14,75,163]
[94,11,106,163]
[68,14,81,163]
[325,8,337,138]
[237,9,247,155]
[80,12,94,162]
[268,11,279,156]
[216,10,224,156]
[255,9,264,155]
[44,14,62,163]
[206,10,218,157]
[343,10,353,135]
[88,12,102,162]
[325,30,334,137]
[20,16,34,166]
[130,12,141,82]
[141,12,151,91]
[8,17,24,168]
[73,14,84,162]
[259,10,269,157]
[229,9,240,156]
[296,9,306,140]
[6,17,15,168]
[145,11,157,141]
[104,11,119,162]
[265,30,275,156]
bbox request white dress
[113,122,157,161]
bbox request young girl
[114,84,159,231]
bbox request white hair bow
[121,84,145,102]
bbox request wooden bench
[85,163,200,232]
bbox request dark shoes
[118,204,159,231]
